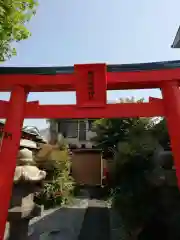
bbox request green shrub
[35,145,75,209]
[111,133,158,234]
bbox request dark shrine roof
[0,60,180,75]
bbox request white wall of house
[52,119,97,148]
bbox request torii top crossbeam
[1,60,180,238]
[1,60,180,91]
[1,60,180,119]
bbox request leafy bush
[108,121,160,235]
[112,157,157,232]
[35,144,74,209]
[110,119,175,238]
[91,104,177,238]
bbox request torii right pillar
[161,81,180,188]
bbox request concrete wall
[65,130,96,148]
[49,119,97,148]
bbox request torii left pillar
[0,86,28,239]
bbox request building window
[58,120,78,138]
[79,120,86,141]
[88,119,95,130]
[67,121,78,138]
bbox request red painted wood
[25,102,164,118]
[0,67,180,91]
[149,97,162,102]
[74,64,107,107]
[0,101,164,118]
[0,100,40,118]
[0,86,28,239]
[161,81,180,188]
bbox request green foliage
[112,153,157,232]
[89,98,174,237]
[151,118,170,150]
[118,96,144,103]
[92,97,170,235]
[0,0,38,61]
[91,97,151,152]
[35,146,75,209]
[109,112,158,232]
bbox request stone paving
[29,199,88,240]
[78,199,110,240]
[5,192,112,240]
[4,199,88,240]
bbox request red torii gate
[0,61,180,237]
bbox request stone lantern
[6,146,46,240]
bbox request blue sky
[1,0,180,129]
